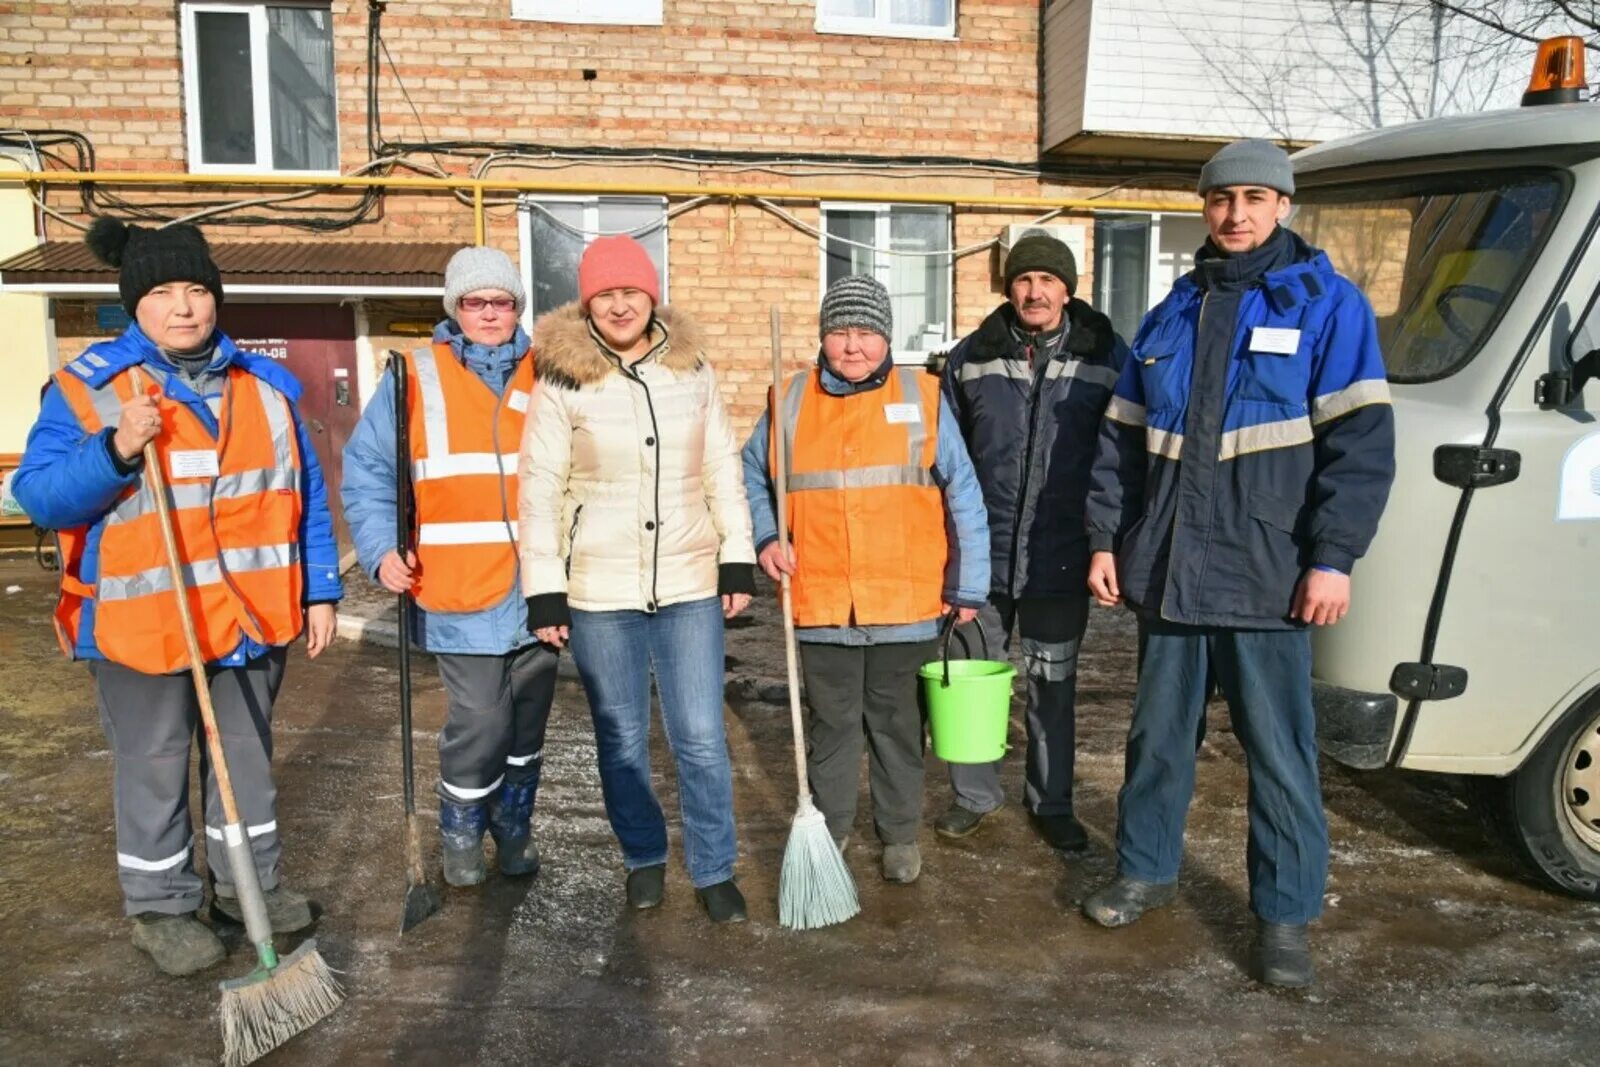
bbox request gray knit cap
[442,246,526,317]
[819,274,893,342]
[1198,139,1295,196]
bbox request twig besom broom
[769,307,861,931]
[131,368,344,1065]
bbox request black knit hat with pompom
[86,217,224,316]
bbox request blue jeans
[1116,621,1328,925]
[569,597,738,889]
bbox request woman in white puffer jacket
[518,235,756,923]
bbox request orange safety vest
[404,342,533,613]
[52,363,305,674]
[771,365,947,628]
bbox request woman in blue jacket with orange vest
[12,220,343,977]
[742,275,990,884]
[342,247,557,889]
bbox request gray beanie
[1197,139,1295,197]
[819,274,893,343]
[442,246,526,317]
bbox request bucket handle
[938,611,991,689]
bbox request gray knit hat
[1198,139,1295,196]
[1004,230,1077,293]
[819,274,893,342]
[443,246,526,317]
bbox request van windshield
[1293,171,1566,383]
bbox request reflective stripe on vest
[48,362,306,672]
[774,366,948,628]
[405,343,532,613]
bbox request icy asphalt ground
[1,559,1598,1064]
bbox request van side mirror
[1535,349,1600,408]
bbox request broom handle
[770,307,811,802]
[130,368,243,828]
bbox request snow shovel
[129,368,342,1066]
[770,306,860,931]
[390,351,442,936]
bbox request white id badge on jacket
[1249,327,1301,354]
[508,389,530,413]
[884,403,922,425]
[169,449,220,479]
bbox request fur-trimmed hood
[531,302,706,388]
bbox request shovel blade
[401,880,441,935]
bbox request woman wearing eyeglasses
[518,235,756,923]
[342,246,559,888]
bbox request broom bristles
[779,807,860,930]
[220,939,344,1067]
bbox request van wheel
[1475,693,1600,900]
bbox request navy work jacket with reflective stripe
[1085,228,1396,629]
[941,298,1127,600]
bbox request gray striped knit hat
[819,274,893,342]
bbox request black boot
[440,798,488,887]
[1254,919,1314,988]
[1030,811,1089,852]
[626,864,666,909]
[1082,875,1179,927]
[488,779,541,877]
[696,879,747,923]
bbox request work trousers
[798,639,935,846]
[91,649,286,916]
[1115,621,1328,925]
[948,595,1089,816]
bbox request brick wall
[4,0,1192,436]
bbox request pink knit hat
[578,235,660,307]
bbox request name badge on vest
[508,389,530,414]
[1249,327,1301,355]
[884,403,922,425]
[169,449,220,480]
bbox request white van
[1295,40,1600,898]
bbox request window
[520,197,669,319]
[1091,213,1207,342]
[821,204,952,362]
[1295,171,1566,383]
[817,0,955,39]
[1093,216,1151,345]
[181,2,338,173]
[512,0,662,25]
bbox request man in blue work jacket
[1081,139,1395,988]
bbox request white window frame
[815,0,956,41]
[179,1,339,175]
[517,195,670,332]
[818,201,954,364]
[511,0,663,26]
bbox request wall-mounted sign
[234,336,290,361]
[95,304,131,332]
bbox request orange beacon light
[1522,36,1588,107]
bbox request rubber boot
[440,797,488,887]
[130,912,225,977]
[1082,875,1179,928]
[488,779,541,878]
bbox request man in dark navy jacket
[937,231,1126,852]
[1082,139,1395,988]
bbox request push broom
[770,307,860,931]
[132,370,343,1065]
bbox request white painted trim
[814,0,955,40]
[351,297,379,410]
[180,1,340,175]
[511,0,662,25]
[0,283,445,297]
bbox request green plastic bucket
[921,616,1014,764]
